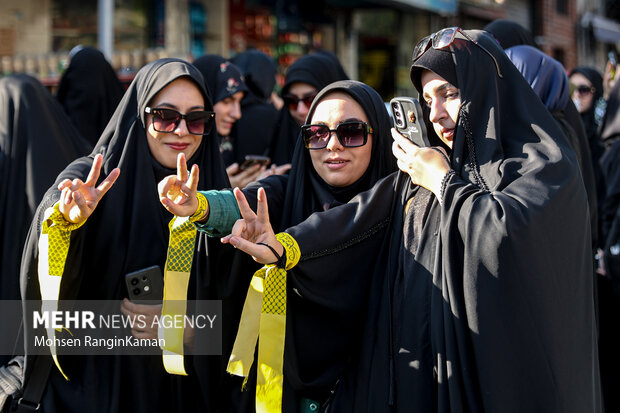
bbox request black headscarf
[192,54,247,105]
[192,54,248,165]
[506,44,599,249]
[483,19,538,49]
[56,46,124,146]
[226,50,280,165]
[279,29,600,412]
[268,53,349,165]
[20,58,229,413]
[0,74,91,302]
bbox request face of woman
[286,82,318,125]
[145,77,206,169]
[569,72,594,114]
[213,91,244,136]
[308,92,373,187]
[421,70,461,149]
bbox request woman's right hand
[221,187,283,265]
[158,153,201,217]
[57,153,120,224]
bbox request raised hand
[158,153,201,218]
[57,153,120,224]
[391,128,450,198]
[221,187,283,265]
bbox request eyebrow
[314,117,364,125]
[152,102,205,111]
[423,82,456,99]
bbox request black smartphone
[125,265,164,301]
[239,155,270,171]
[390,97,430,147]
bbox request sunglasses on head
[145,107,215,135]
[282,93,317,111]
[301,121,373,150]
[413,27,503,79]
[574,85,595,95]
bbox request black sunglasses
[574,85,595,95]
[413,27,503,79]
[145,107,215,135]
[301,121,373,150]
[282,93,317,111]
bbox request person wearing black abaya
[0,74,91,303]
[225,29,601,412]
[192,54,265,190]
[505,44,599,251]
[0,74,90,368]
[268,53,349,166]
[56,46,124,146]
[158,79,397,412]
[595,78,620,413]
[229,49,280,165]
[570,66,607,222]
[20,58,229,412]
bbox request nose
[174,118,190,136]
[325,130,343,151]
[428,98,446,124]
[231,101,242,120]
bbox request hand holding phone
[390,97,429,147]
[239,155,271,171]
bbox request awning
[582,12,620,44]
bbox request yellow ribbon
[227,232,300,413]
[160,192,208,375]
[37,202,87,380]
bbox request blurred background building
[0,0,618,99]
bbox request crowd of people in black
[1,18,619,413]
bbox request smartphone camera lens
[133,288,140,296]
[130,277,138,286]
[391,102,405,128]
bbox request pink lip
[441,129,454,139]
[325,159,348,170]
[168,142,189,151]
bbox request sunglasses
[145,107,215,135]
[301,121,373,150]
[573,85,595,96]
[413,27,503,79]
[282,93,317,111]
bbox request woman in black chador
[223,29,601,412]
[0,74,91,302]
[158,79,397,411]
[20,58,229,412]
[56,46,124,146]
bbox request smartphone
[390,97,430,147]
[125,265,164,301]
[609,51,617,80]
[239,155,270,171]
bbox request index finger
[233,187,257,221]
[84,154,103,187]
[96,168,121,197]
[177,152,189,182]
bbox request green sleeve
[194,190,240,237]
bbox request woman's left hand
[120,298,161,340]
[391,128,451,198]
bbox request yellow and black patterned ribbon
[160,192,208,375]
[227,232,300,413]
[37,203,87,380]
